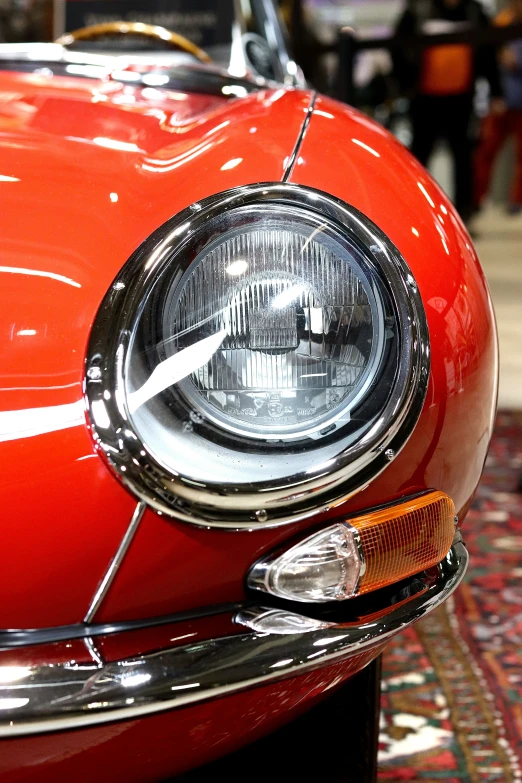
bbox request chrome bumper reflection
[0,539,467,737]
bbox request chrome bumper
[0,539,467,737]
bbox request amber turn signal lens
[247,490,456,603]
[351,491,456,595]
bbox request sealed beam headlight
[130,208,384,441]
[86,184,429,528]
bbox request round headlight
[86,184,429,528]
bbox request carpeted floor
[378,412,522,782]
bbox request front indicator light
[247,491,455,603]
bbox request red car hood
[0,70,312,629]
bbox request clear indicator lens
[250,524,362,603]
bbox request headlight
[86,184,429,528]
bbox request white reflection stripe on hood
[0,400,85,442]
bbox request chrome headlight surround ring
[85,183,430,529]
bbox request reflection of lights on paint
[352,138,380,157]
[440,204,448,214]
[142,73,169,87]
[265,89,286,105]
[220,157,243,171]
[249,126,257,134]
[110,192,118,203]
[17,329,36,336]
[0,174,20,182]
[66,64,107,79]
[417,181,435,208]
[142,142,213,173]
[428,297,448,313]
[222,85,248,98]
[0,401,84,443]
[93,137,142,153]
[205,120,230,137]
[412,227,420,237]
[435,223,450,255]
[226,260,248,276]
[0,265,81,288]
[111,70,141,83]
[315,110,334,119]
[169,633,197,643]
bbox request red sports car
[0,2,497,781]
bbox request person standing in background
[393,0,503,223]
[474,0,522,214]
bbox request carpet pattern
[378,412,522,782]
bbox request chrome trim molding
[0,602,245,649]
[83,502,146,623]
[0,541,466,737]
[282,91,316,182]
[85,183,430,529]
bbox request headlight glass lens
[129,207,385,441]
[86,185,428,527]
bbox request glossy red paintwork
[292,95,497,513]
[0,71,312,629]
[0,66,497,780]
[94,96,497,625]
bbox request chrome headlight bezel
[85,183,429,529]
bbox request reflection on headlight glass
[140,212,384,441]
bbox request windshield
[51,0,293,82]
[63,1,234,58]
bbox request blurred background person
[474,0,522,215]
[0,0,50,43]
[393,0,503,223]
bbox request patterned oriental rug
[378,412,522,782]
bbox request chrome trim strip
[0,541,467,737]
[83,637,104,666]
[85,183,430,529]
[83,502,146,623]
[282,91,316,182]
[0,602,245,648]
